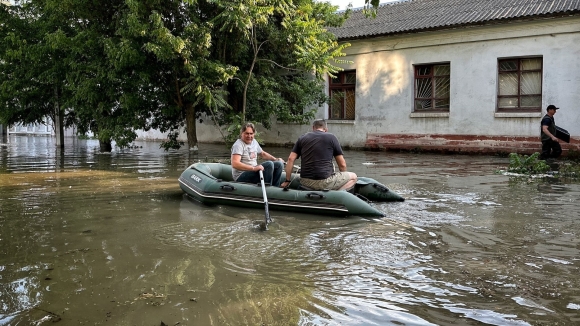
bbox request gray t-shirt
[231,138,263,180]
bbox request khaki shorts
[300,172,352,190]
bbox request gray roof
[330,0,580,40]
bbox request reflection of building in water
[8,119,53,136]
[7,119,79,137]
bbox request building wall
[334,16,580,153]
[136,17,580,154]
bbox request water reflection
[1,135,580,325]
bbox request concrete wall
[136,16,580,154]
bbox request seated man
[231,122,284,186]
[281,119,357,191]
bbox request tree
[60,0,160,151]
[0,0,70,148]
[207,0,352,141]
[104,0,237,151]
[2,0,364,151]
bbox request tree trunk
[54,85,64,149]
[185,103,198,151]
[99,139,112,152]
[54,111,64,149]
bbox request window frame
[328,70,356,120]
[497,56,543,113]
[413,62,451,113]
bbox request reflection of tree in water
[213,281,309,325]
[0,174,57,323]
[152,218,323,325]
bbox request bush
[507,152,550,174]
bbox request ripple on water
[153,214,313,280]
[301,224,534,325]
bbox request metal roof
[329,0,580,40]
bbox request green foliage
[76,134,93,140]
[0,1,69,129]
[362,0,381,18]
[160,131,185,151]
[223,115,264,146]
[507,152,550,174]
[558,163,580,178]
[224,114,245,145]
[209,0,351,135]
[1,0,363,152]
[565,149,580,163]
[239,74,322,125]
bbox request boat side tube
[179,163,386,217]
[355,177,405,202]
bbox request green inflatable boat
[178,163,404,217]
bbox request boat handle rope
[306,192,325,199]
[220,184,236,191]
[372,183,390,192]
[355,193,370,202]
[283,164,301,191]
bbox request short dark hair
[240,122,255,134]
[312,119,327,129]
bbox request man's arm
[335,155,347,172]
[231,154,262,171]
[542,125,558,141]
[281,152,298,187]
[259,150,283,162]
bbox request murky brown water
[1,135,579,325]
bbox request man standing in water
[540,104,562,160]
[281,119,357,191]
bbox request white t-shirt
[231,138,263,180]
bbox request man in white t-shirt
[231,122,285,186]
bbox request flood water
[1,135,579,326]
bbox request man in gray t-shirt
[231,122,284,186]
[281,119,357,191]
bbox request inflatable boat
[178,163,404,217]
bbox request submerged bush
[507,152,550,174]
[558,162,580,178]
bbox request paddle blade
[264,202,272,224]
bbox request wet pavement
[1,135,579,325]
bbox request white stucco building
[254,0,580,155]
[162,0,579,155]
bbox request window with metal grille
[497,57,542,112]
[414,63,450,112]
[329,71,356,120]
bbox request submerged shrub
[507,152,550,174]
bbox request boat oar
[258,170,272,230]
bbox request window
[329,71,356,120]
[414,63,450,112]
[497,57,542,112]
